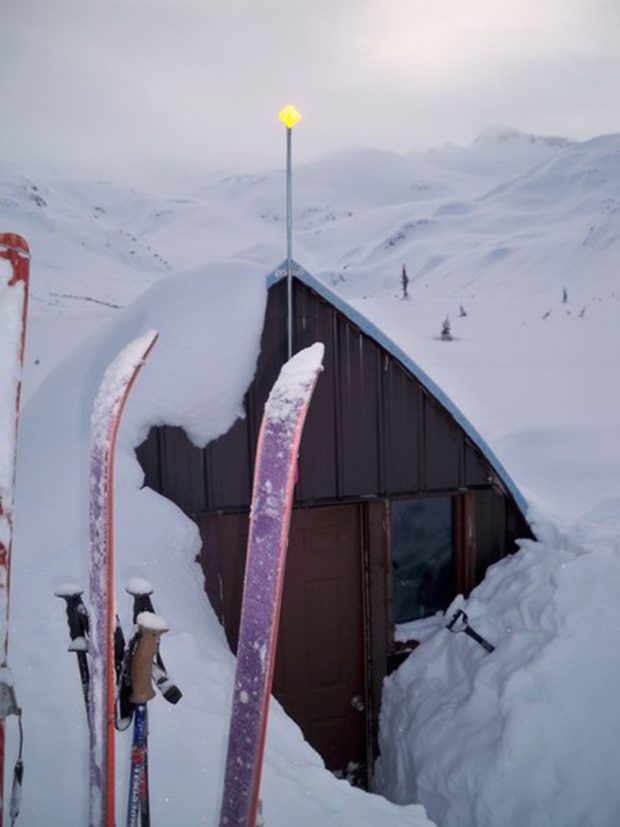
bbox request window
[390,497,454,624]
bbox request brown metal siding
[196,512,248,651]
[294,284,339,501]
[247,279,289,464]
[381,359,423,493]
[159,427,206,514]
[474,489,507,581]
[422,394,463,491]
[136,276,528,536]
[338,321,382,497]
[205,418,252,510]
[464,441,490,487]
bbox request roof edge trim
[267,260,529,520]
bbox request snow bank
[11,262,434,825]
[376,504,620,827]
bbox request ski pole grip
[54,587,89,650]
[130,613,168,704]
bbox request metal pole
[286,126,293,359]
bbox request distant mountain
[1,130,618,316]
[472,125,576,149]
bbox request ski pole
[126,580,182,705]
[124,581,182,824]
[9,711,23,827]
[112,614,129,731]
[126,613,168,827]
[54,585,90,715]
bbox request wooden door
[196,503,368,785]
[274,504,367,784]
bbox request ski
[218,342,324,827]
[88,331,158,827]
[0,234,30,827]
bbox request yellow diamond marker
[278,104,301,129]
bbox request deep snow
[3,128,620,825]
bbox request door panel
[274,505,366,783]
[196,504,367,784]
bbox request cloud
[1,0,618,174]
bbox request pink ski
[219,342,324,827]
[88,331,158,827]
[0,234,30,827]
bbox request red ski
[0,234,30,827]
[88,331,158,827]
[219,342,324,827]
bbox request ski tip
[136,611,169,633]
[264,342,325,421]
[287,342,325,373]
[0,234,30,258]
[279,341,325,386]
[125,577,153,596]
[54,583,84,598]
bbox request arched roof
[268,260,529,519]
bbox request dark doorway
[197,503,368,786]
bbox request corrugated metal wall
[137,278,509,515]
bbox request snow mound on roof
[12,261,435,825]
[376,504,620,827]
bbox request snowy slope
[5,129,620,825]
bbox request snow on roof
[269,260,529,518]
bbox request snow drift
[376,504,620,827]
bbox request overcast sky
[2,0,619,174]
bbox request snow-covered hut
[136,260,531,788]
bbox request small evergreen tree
[441,316,453,341]
[562,287,568,304]
[459,304,467,318]
[579,306,586,318]
[401,264,410,300]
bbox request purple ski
[219,342,324,827]
[88,331,158,827]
